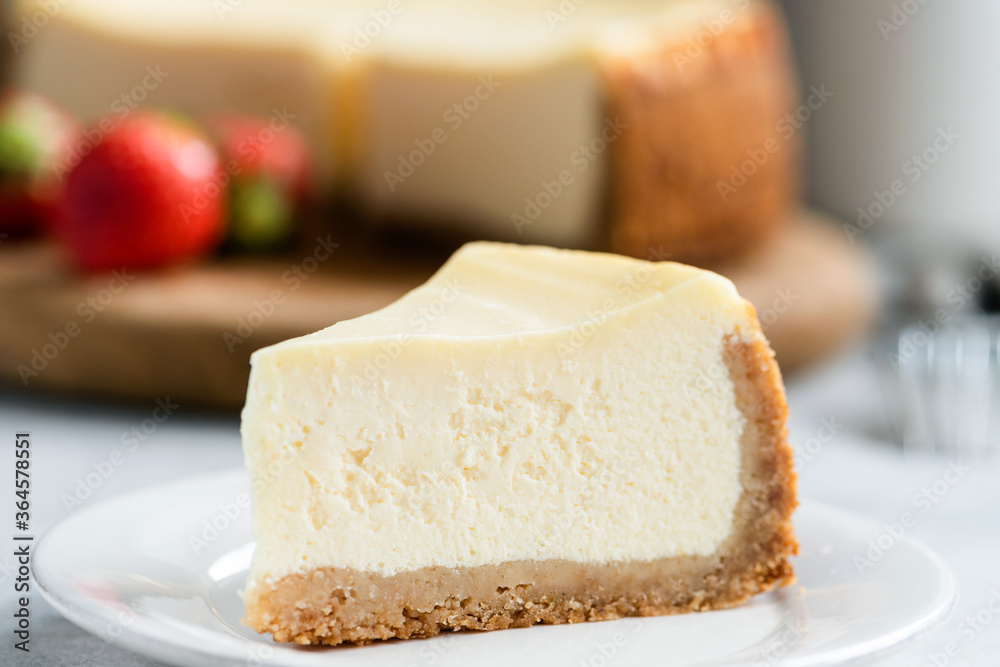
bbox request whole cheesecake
[15,0,797,262]
[241,242,798,645]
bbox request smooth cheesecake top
[255,242,750,347]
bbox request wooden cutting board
[0,210,877,410]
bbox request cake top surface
[255,242,746,353]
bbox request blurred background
[1,0,998,664]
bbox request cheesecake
[240,242,798,645]
[15,0,796,262]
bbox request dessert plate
[35,469,957,667]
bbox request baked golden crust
[604,0,799,263]
[242,333,798,646]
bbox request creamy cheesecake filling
[242,244,754,585]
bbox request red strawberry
[204,114,311,250]
[0,90,80,234]
[57,111,225,271]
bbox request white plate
[35,469,956,667]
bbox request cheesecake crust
[242,334,798,645]
[604,0,798,263]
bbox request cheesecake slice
[241,242,797,645]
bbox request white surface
[3,346,1000,665]
[32,472,957,667]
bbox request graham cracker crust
[242,334,798,645]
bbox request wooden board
[0,210,877,409]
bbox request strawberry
[204,114,311,250]
[57,111,225,272]
[0,90,80,234]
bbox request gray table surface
[2,346,998,666]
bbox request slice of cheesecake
[241,242,797,646]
